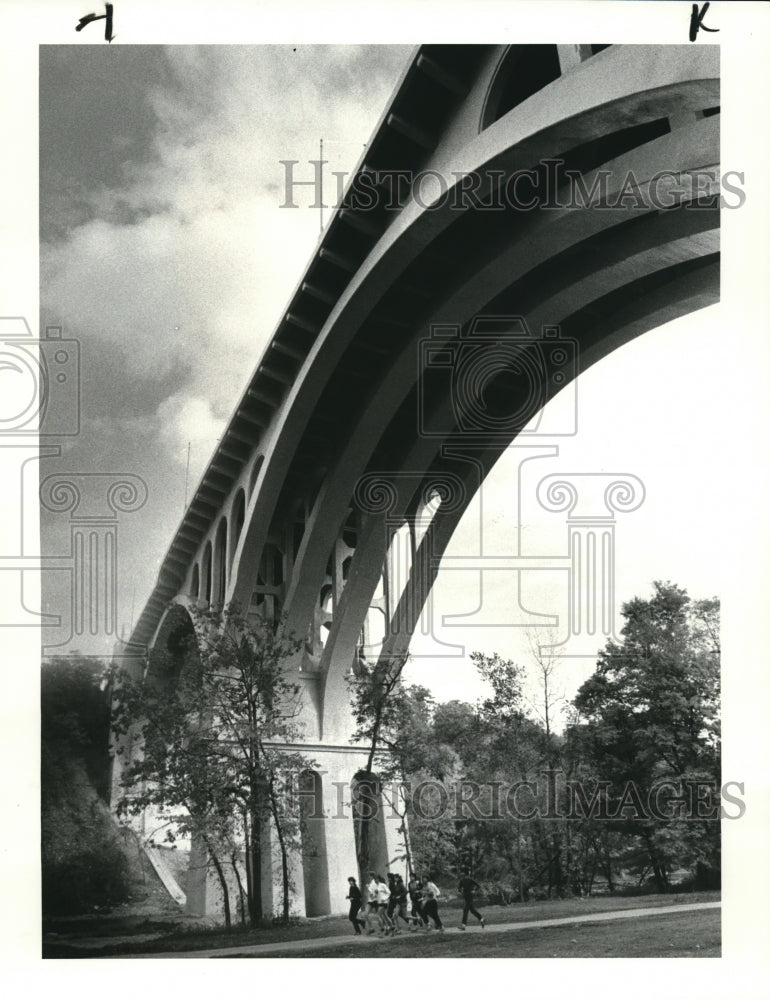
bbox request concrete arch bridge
[111,42,719,917]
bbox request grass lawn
[228,909,721,959]
[42,891,720,958]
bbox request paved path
[128,900,720,959]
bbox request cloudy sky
[38,44,407,651]
[37,42,752,714]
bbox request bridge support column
[318,760,359,912]
[185,820,276,921]
[185,836,219,918]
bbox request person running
[386,873,401,935]
[457,870,486,930]
[365,872,380,934]
[407,872,426,928]
[421,874,444,932]
[375,874,393,934]
[389,873,411,933]
[346,876,366,935]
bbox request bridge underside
[114,43,719,919]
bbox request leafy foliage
[112,603,313,924]
[41,656,132,914]
[350,584,720,901]
[571,583,721,891]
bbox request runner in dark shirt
[346,877,366,934]
[407,873,426,928]
[389,873,411,933]
[457,871,485,930]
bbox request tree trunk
[268,780,291,922]
[356,812,371,884]
[203,837,231,929]
[354,775,378,882]
[602,834,615,893]
[243,818,253,918]
[399,810,413,876]
[231,850,247,926]
[642,827,668,893]
[247,806,264,924]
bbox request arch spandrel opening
[230,488,246,571]
[213,517,228,607]
[144,604,202,703]
[250,542,284,623]
[481,45,562,131]
[201,541,213,606]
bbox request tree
[348,652,410,878]
[523,630,572,896]
[112,603,314,925]
[470,651,566,899]
[42,655,132,915]
[523,628,566,770]
[42,655,112,799]
[362,680,457,873]
[573,582,721,891]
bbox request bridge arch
[120,43,720,917]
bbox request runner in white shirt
[365,872,380,934]
[421,874,444,932]
[375,874,394,933]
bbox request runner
[346,876,367,935]
[407,872,426,928]
[457,870,486,930]
[389,873,411,933]
[421,874,444,932]
[365,871,380,934]
[386,873,401,935]
[375,873,394,934]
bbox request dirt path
[126,900,721,959]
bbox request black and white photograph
[1,0,768,992]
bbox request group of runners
[345,870,486,937]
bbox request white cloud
[157,393,226,477]
[41,44,406,445]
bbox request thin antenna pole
[183,441,191,510]
[319,137,324,235]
